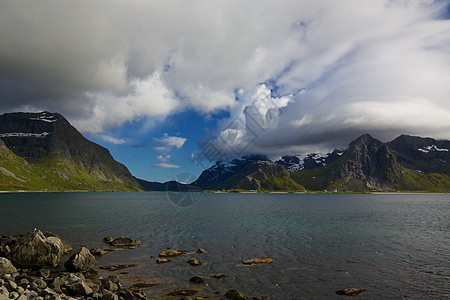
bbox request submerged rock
[64,247,98,272]
[90,248,109,256]
[211,273,228,279]
[224,289,249,300]
[99,264,138,271]
[336,288,366,296]
[0,257,17,275]
[166,289,198,297]
[158,248,188,257]
[103,237,113,244]
[109,237,140,247]
[242,256,273,265]
[8,228,64,267]
[187,258,204,266]
[189,276,206,284]
[156,258,171,264]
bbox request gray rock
[9,291,19,300]
[16,286,24,294]
[0,286,9,299]
[35,278,48,289]
[8,279,18,290]
[224,289,249,300]
[64,247,98,272]
[101,279,118,292]
[67,281,93,296]
[8,229,64,268]
[0,257,17,275]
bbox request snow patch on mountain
[0,132,51,138]
[418,145,449,153]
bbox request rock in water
[0,257,17,275]
[187,258,204,266]
[242,256,273,265]
[224,289,249,300]
[8,228,64,267]
[336,288,366,296]
[103,237,113,244]
[158,248,188,257]
[109,237,140,246]
[65,247,98,272]
[189,276,206,284]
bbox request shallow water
[0,192,449,299]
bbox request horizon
[1,1,449,182]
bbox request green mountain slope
[0,112,141,191]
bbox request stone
[156,258,171,264]
[103,237,113,244]
[0,257,17,275]
[242,257,273,265]
[224,289,249,300]
[8,229,64,268]
[189,276,206,284]
[9,291,19,300]
[64,247,98,272]
[109,237,140,247]
[158,248,188,257]
[211,274,228,279]
[0,286,9,299]
[67,281,93,296]
[187,258,204,266]
[166,289,198,297]
[196,248,207,254]
[129,282,158,290]
[100,293,119,300]
[8,280,18,290]
[90,248,109,256]
[38,269,51,278]
[335,288,366,296]
[101,279,119,292]
[35,278,48,289]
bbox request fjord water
[0,192,448,299]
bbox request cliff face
[0,112,141,191]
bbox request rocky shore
[0,229,275,300]
[1,229,366,299]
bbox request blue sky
[1,0,449,182]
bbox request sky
[1,0,450,182]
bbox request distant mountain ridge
[0,112,141,191]
[193,134,450,192]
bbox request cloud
[152,163,182,169]
[97,134,128,145]
[0,0,449,154]
[156,155,171,162]
[153,133,187,151]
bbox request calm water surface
[0,192,448,299]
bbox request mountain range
[0,112,449,192]
[193,134,450,192]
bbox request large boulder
[8,228,64,267]
[0,257,17,275]
[65,247,98,272]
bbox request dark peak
[349,133,383,150]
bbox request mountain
[195,134,450,192]
[193,155,305,191]
[134,177,201,192]
[0,112,141,191]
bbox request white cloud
[0,0,449,152]
[156,155,171,162]
[97,134,128,145]
[152,163,182,169]
[153,133,187,151]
